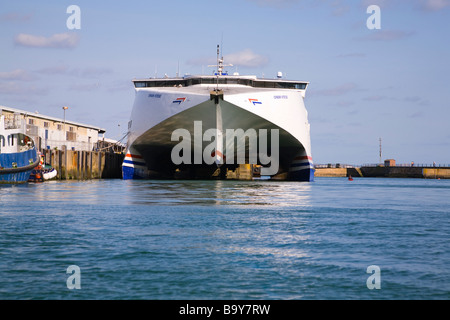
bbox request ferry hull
[123,92,314,181]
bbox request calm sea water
[0,177,448,300]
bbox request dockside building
[0,106,106,152]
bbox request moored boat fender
[43,168,57,180]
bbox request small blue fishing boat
[0,114,40,184]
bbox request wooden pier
[42,147,124,180]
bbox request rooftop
[0,105,106,133]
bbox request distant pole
[62,106,68,140]
[379,137,382,164]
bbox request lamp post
[62,106,68,140]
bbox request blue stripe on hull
[122,166,147,180]
[288,168,315,182]
[123,166,135,180]
[0,170,33,184]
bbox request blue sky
[1,0,449,165]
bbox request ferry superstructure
[123,51,314,181]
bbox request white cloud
[249,0,450,13]
[224,49,269,68]
[14,32,80,49]
[420,0,450,11]
[0,69,35,81]
[0,12,32,22]
[0,82,48,95]
[360,0,450,11]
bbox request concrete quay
[315,165,450,179]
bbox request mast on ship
[208,45,231,167]
[208,45,233,89]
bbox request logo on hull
[173,97,186,104]
[249,98,262,105]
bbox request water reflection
[125,179,312,207]
[27,180,109,205]
[1,179,312,209]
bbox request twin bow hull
[123,79,314,181]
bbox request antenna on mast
[216,44,220,90]
[208,44,233,77]
[217,44,220,74]
[220,32,224,60]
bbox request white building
[0,106,106,152]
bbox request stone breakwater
[315,166,450,179]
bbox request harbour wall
[39,149,450,180]
[315,166,450,179]
[42,148,124,180]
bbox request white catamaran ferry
[123,47,314,181]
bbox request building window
[44,121,49,128]
[57,124,62,130]
[66,131,76,141]
[28,118,35,125]
[69,126,74,132]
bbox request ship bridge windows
[253,81,307,89]
[135,82,146,88]
[134,78,308,90]
[135,80,187,88]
